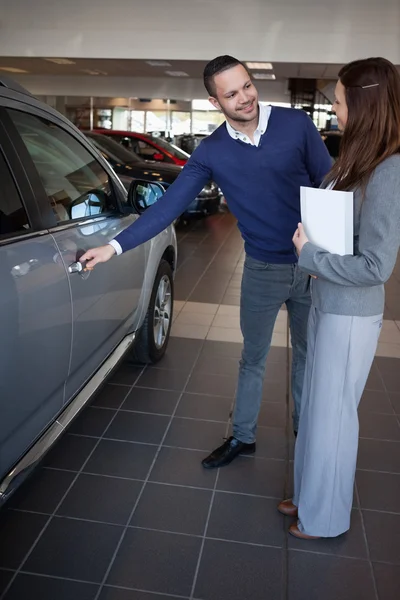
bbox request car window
[8,110,119,224]
[0,151,30,237]
[149,136,189,161]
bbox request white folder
[300,186,354,256]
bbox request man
[81,55,332,469]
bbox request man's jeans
[232,255,311,443]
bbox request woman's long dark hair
[326,57,400,191]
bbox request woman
[278,57,400,539]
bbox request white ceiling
[0,57,347,80]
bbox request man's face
[209,64,259,123]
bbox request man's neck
[226,106,260,142]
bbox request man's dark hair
[203,55,250,97]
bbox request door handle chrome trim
[68,261,83,274]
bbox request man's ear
[208,96,221,111]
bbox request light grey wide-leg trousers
[293,306,383,537]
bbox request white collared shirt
[225,103,271,147]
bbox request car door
[6,107,146,402]
[0,119,72,482]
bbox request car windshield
[148,136,190,160]
[86,133,142,164]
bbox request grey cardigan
[299,154,400,316]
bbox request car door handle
[68,261,83,274]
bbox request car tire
[132,259,174,364]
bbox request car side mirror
[153,152,164,161]
[128,180,165,214]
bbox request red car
[93,130,190,166]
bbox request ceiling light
[0,67,29,74]
[147,60,171,67]
[44,58,76,65]
[81,69,108,76]
[252,73,276,80]
[246,62,273,70]
[165,71,189,77]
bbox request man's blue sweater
[115,107,332,263]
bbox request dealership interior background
[0,1,400,599]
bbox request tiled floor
[1,212,400,600]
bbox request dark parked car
[85,132,222,221]
[93,129,190,166]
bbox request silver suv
[0,78,177,504]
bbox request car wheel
[132,259,174,364]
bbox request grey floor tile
[69,407,116,437]
[193,354,239,377]
[105,412,170,444]
[164,417,227,451]
[261,380,288,403]
[155,350,200,373]
[156,337,203,372]
[389,392,400,414]
[110,365,144,386]
[84,440,157,480]
[99,588,183,600]
[194,539,282,600]
[375,357,400,392]
[0,571,14,596]
[130,482,212,535]
[0,511,48,569]
[258,402,287,428]
[359,412,400,441]
[149,447,217,489]
[288,551,375,600]
[267,346,289,364]
[106,528,201,596]
[363,510,400,563]
[186,372,237,397]
[217,456,286,499]
[365,363,385,391]
[189,287,226,304]
[175,393,233,422]
[201,340,243,359]
[24,517,122,582]
[252,426,288,460]
[135,368,188,392]
[288,510,368,558]
[91,384,129,409]
[357,438,400,473]
[8,469,75,514]
[43,434,97,471]
[264,360,288,382]
[121,388,180,415]
[207,492,285,547]
[359,390,395,415]
[357,470,400,512]
[373,562,400,600]
[57,473,143,525]
[2,574,98,600]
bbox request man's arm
[302,113,333,187]
[81,143,212,267]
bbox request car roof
[0,75,79,133]
[95,129,153,141]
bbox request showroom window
[8,110,118,224]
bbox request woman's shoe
[288,522,320,540]
[277,499,298,517]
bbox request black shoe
[201,436,256,469]
[294,430,298,438]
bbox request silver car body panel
[0,81,177,504]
